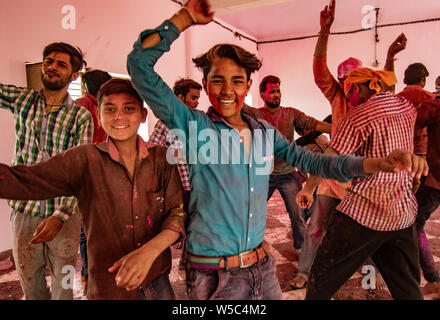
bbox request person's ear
[140,107,147,123]
[71,71,80,82]
[97,108,102,126]
[246,79,252,95]
[177,93,185,102]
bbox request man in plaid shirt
[149,78,202,192]
[0,42,93,299]
[306,67,427,300]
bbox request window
[69,71,149,140]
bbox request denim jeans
[415,182,440,282]
[297,195,340,277]
[79,224,88,279]
[141,274,175,300]
[268,172,305,249]
[186,254,282,300]
[306,211,423,300]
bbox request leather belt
[187,244,267,270]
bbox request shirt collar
[96,135,152,162]
[39,90,74,112]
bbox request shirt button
[135,216,138,220]
[247,237,250,242]
[250,213,253,218]
[249,164,252,168]
[250,187,254,192]
[164,25,169,30]
[137,243,141,247]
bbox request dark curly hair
[193,44,262,81]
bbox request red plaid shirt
[330,91,417,231]
[149,120,190,191]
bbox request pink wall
[0,1,258,252]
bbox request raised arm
[383,33,407,93]
[126,0,214,135]
[314,0,335,58]
[313,1,342,104]
[141,0,213,49]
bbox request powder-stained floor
[1,190,440,300]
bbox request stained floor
[1,190,440,300]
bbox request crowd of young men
[0,0,437,300]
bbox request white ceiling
[213,0,440,42]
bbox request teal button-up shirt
[127,20,366,257]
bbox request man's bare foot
[289,273,308,290]
[375,273,387,290]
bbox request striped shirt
[330,91,417,231]
[149,120,190,191]
[0,83,93,221]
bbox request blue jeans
[297,195,340,277]
[186,254,282,300]
[141,274,175,300]
[268,172,305,249]
[415,182,440,282]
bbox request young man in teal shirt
[127,0,428,300]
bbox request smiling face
[41,51,78,90]
[203,57,252,121]
[97,93,147,144]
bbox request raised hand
[320,0,336,32]
[184,0,215,25]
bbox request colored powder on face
[314,230,323,239]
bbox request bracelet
[182,6,197,24]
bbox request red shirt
[76,93,108,143]
[416,99,440,190]
[330,91,417,231]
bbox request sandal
[289,273,308,290]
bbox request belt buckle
[238,250,254,268]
